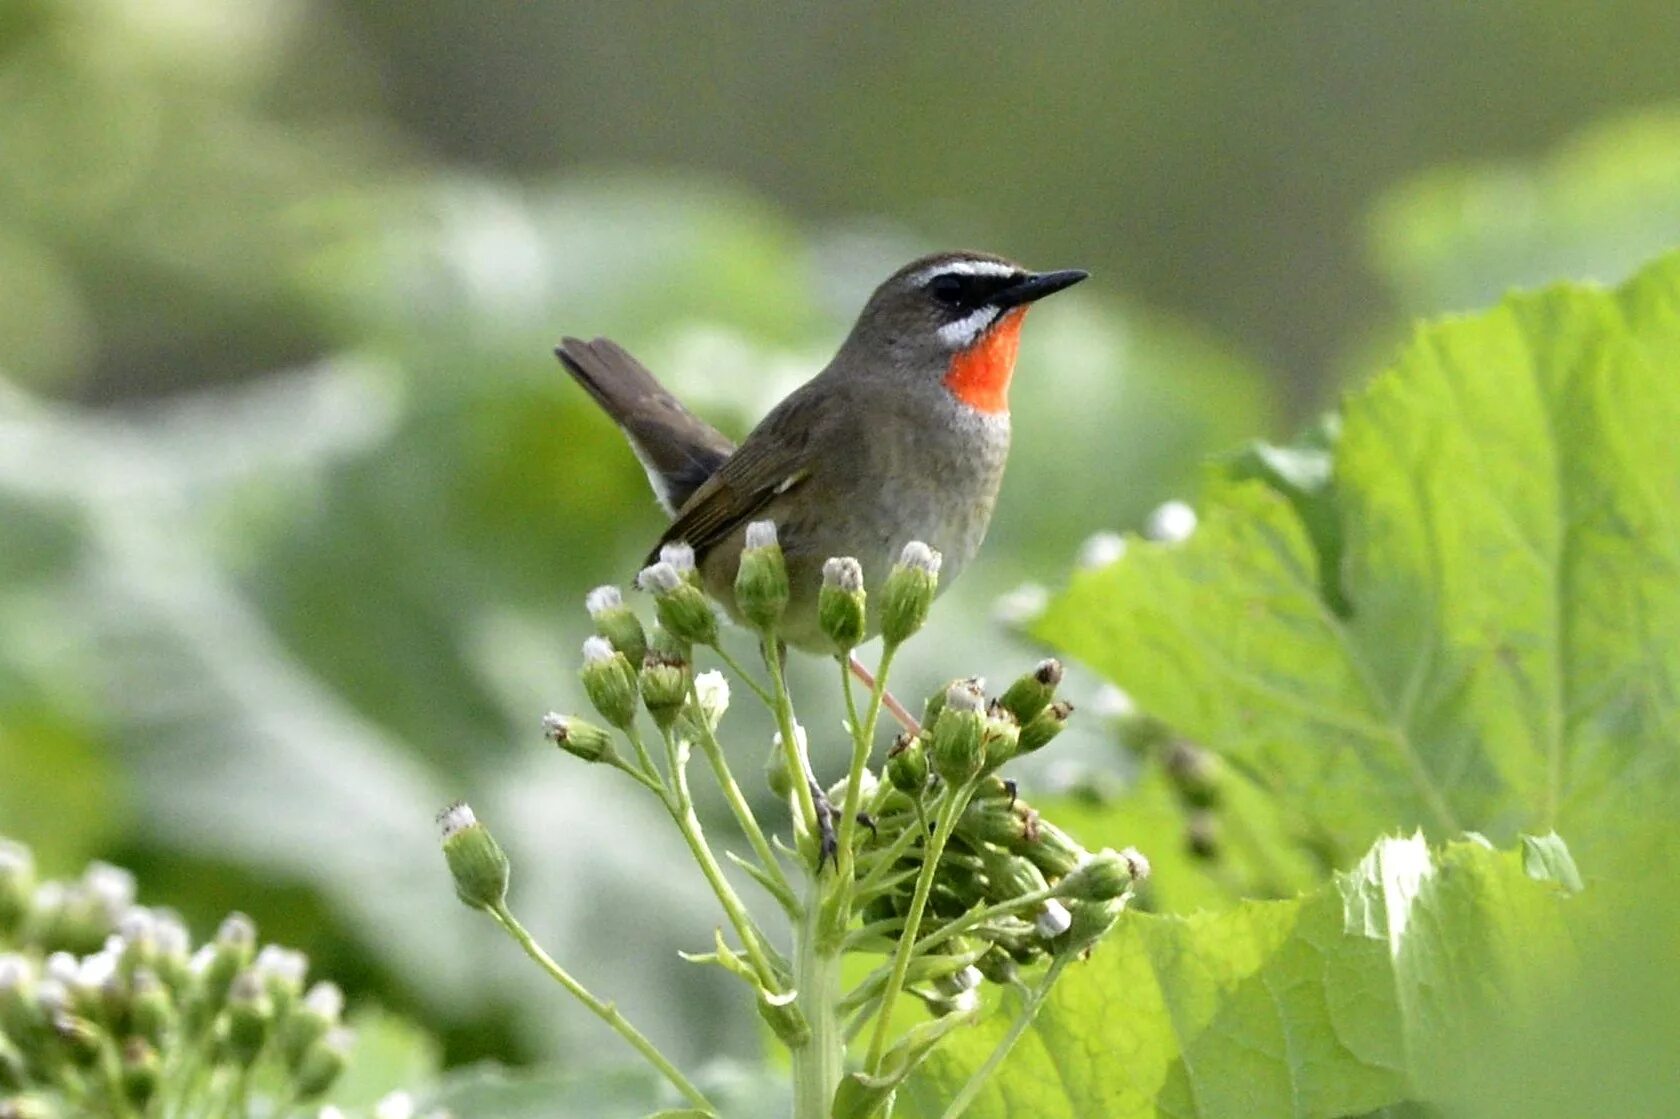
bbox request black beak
[994,268,1089,309]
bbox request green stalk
[911,885,1062,956]
[689,679,799,913]
[763,639,821,841]
[832,645,897,927]
[660,726,786,987]
[790,873,845,1119]
[864,786,965,1072]
[489,902,715,1114]
[937,957,1070,1119]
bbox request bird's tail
[556,336,735,514]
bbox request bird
[556,249,1087,675]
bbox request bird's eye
[929,274,967,306]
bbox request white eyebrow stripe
[936,306,999,348]
[911,259,1019,286]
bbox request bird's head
[843,251,1088,414]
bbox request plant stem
[911,886,1062,956]
[790,873,844,1119]
[660,726,786,986]
[489,902,715,1114]
[712,643,775,707]
[832,645,897,922]
[689,680,799,913]
[864,787,965,1072]
[937,957,1070,1119]
[763,639,821,840]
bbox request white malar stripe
[910,258,1019,286]
[936,306,999,349]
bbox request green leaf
[902,833,1578,1119]
[326,1007,443,1110]
[1039,250,1680,875]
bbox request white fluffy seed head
[899,541,942,576]
[581,635,617,666]
[744,520,779,551]
[1035,899,1073,938]
[436,802,478,840]
[658,541,696,573]
[822,556,864,592]
[636,561,684,594]
[585,585,622,618]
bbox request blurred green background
[5,0,1680,1090]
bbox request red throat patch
[943,308,1027,414]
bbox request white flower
[944,678,986,714]
[82,861,136,917]
[898,540,942,575]
[217,912,257,948]
[636,561,684,594]
[658,541,696,573]
[822,556,864,592]
[744,520,779,551]
[581,635,617,665]
[256,945,308,987]
[1120,846,1151,883]
[585,585,623,617]
[1035,899,1073,938]
[436,802,478,840]
[1077,531,1126,570]
[303,981,344,1019]
[1144,500,1197,543]
[692,670,730,729]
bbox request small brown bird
[557,250,1086,666]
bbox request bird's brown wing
[650,383,837,565]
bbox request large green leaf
[1040,250,1680,874]
[902,833,1578,1119]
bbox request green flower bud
[120,1038,160,1110]
[224,971,271,1067]
[879,541,941,647]
[542,712,617,765]
[1017,700,1072,756]
[735,521,790,631]
[0,841,34,938]
[976,947,1021,986]
[980,848,1050,904]
[280,981,343,1070]
[638,651,692,729]
[51,1014,102,1069]
[585,585,647,670]
[1051,897,1126,957]
[980,704,1021,771]
[293,1025,353,1100]
[201,912,257,1012]
[658,541,699,582]
[959,798,1030,848]
[638,562,718,646]
[930,680,986,785]
[128,969,174,1045]
[255,945,309,1021]
[998,658,1063,724]
[1016,819,1085,879]
[818,557,867,652]
[580,636,640,728]
[933,964,983,999]
[437,803,510,912]
[885,733,929,797]
[1057,848,1144,901]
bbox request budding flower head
[764,723,807,798]
[437,803,510,912]
[998,658,1064,724]
[586,584,647,669]
[931,680,986,785]
[885,733,929,797]
[880,541,941,647]
[580,636,640,728]
[542,712,617,764]
[1017,700,1073,757]
[1035,898,1073,939]
[1057,848,1141,901]
[639,562,718,646]
[639,650,693,728]
[818,556,867,653]
[735,520,790,631]
[934,964,983,997]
